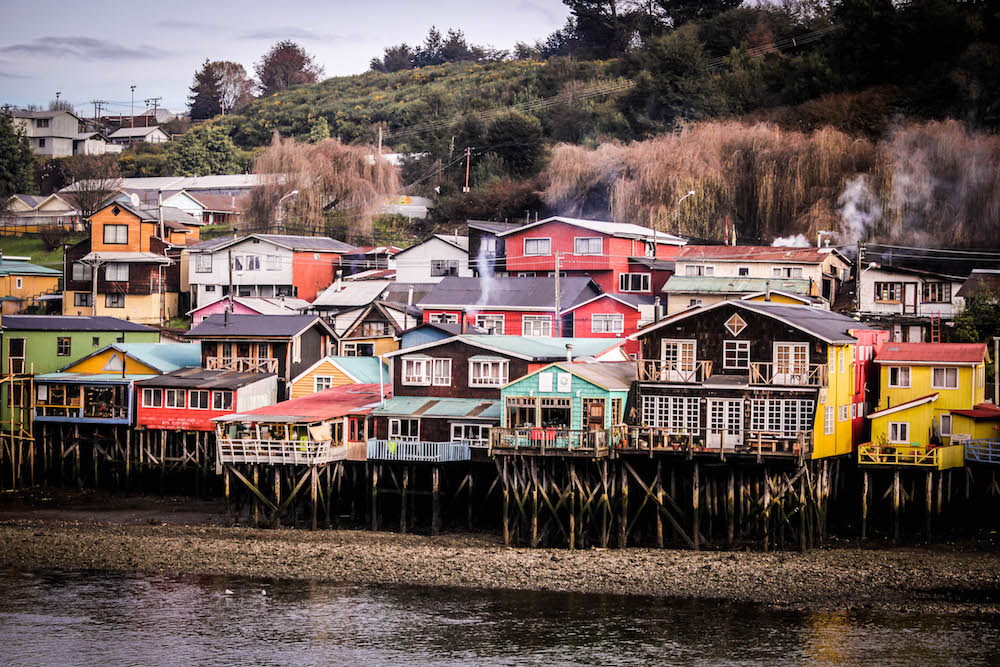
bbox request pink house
[189,296,310,324]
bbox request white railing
[638,360,713,383]
[367,439,471,462]
[966,439,1000,465]
[217,438,348,465]
[206,357,278,373]
[750,363,828,387]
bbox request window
[314,376,335,392]
[684,265,714,277]
[432,358,452,386]
[875,282,902,302]
[291,336,301,364]
[342,342,374,356]
[92,337,100,347]
[266,255,280,271]
[195,254,212,273]
[142,388,163,408]
[106,293,124,308]
[689,299,702,308]
[243,255,260,271]
[772,267,803,279]
[232,255,243,272]
[619,273,651,293]
[850,403,857,420]
[522,315,551,337]
[574,237,602,255]
[15,277,22,290]
[922,282,951,303]
[38,138,46,148]
[940,414,952,437]
[738,267,750,276]
[389,418,420,441]
[71,262,92,282]
[428,312,459,324]
[451,423,489,445]
[189,390,210,410]
[103,224,128,244]
[475,314,504,334]
[824,406,834,435]
[481,238,497,255]
[640,396,700,431]
[402,357,431,385]
[838,349,845,374]
[524,238,550,256]
[888,366,910,388]
[469,358,509,386]
[592,313,624,333]
[56,337,71,356]
[888,421,910,444]
[839,405,849,422]
[749,399,814,438]
[238,286,253,297]
[212,390,233,411]
[36,118,49,128]
[74,293,92,307]
[205,285,216,292]
[723,340,750,369]
[106,264,129,281]
[165,389,185,408]
[932,367,958,389]
[431,259,459,277]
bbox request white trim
[939,413,952,437]
[888,421,910,444]
[523,237,551,256]
[868,393,939,419]
[887,366,911,388]
[723,340,750,370]
[290,356,363,387]
[560,292,641,314]
[618,272,651,293]
[388,417,420,440]
[931,367,959,390]
[189,389,210,410]
[494,215,685,245]
[739,290,813,304]
[141,387,162,408]
[591,313,624,334]
[573,237,603,255]
[314,376,335,392]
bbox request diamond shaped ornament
[725,313,747,337]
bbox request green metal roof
[374,397,501,420]
[114,343,202,373]
[328,356,388,384]
[662,276,811,295]
[0,259,61,277]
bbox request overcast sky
[0,0,569,116]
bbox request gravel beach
[1,490,998,615]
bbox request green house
[499,361,635,444]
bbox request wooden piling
[223,466,231,526]
[371,464,379,531]
[892,469,901,542]
[656,459,664,548]
[861,469,869,539]
[310,466,319,531]
[274,467,282,527]
[252,465,260,527]
[400,465,409,534]
[925,471,933,542]
[431,466,441,536]
[726,467,735,547]
[692,462,700,551]
[762,466,771,552]
[618,462,628,548]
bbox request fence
[858,443,965,470]
[965,439,1000,465]
[217,438,348,465]
[366,439,471,463]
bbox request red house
[135,368,278,432]
[495,216,685,294]
[560,293,654,357]
[850,328,892,448]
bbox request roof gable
[875,342,987,365]
[496,216,685,245]
[419,276,601,311]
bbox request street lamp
[676,190,696,235]
[275,190,299,234]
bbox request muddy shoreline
[0,490,998,615]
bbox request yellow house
[289,355,389,400]
[0,257,61,314]
[811,339,857,459]
[862,342,987,470]
[337,302,416,357]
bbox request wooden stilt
[467,472,474,530]
[861,469,869,539]
[568,461,576,551]
[224,466,231,526]
[431,466,441,536]
[371,464,379,531]
[310,466,319,531]
[274,467,282,527]
[925,471,933,542]
[400,465,409,534]
[799,472,807,553]
[502,458,510,546]
[692,461,700,551]
[618,462,628,548]
[252,465,260,527]
[892,469,901,542]
[726,467,735,547]
[762,466,771,552]
[530,459,539,547]
[656,459,664,548]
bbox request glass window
[212,390,233,411]
[431,259,459,277]
[875,282,902,302]
[619,273,651,292]
[931,367,958,389]
[56,337,71,356]
[738,267,749,276]
[266,255,280,270]
[428,312,459,324]
[189,390,210,410]
[574,237,602,255]
[469,359,508,386]
[105,264,129,281]
[772,267,803,279]
[165,389,185,408]
[314,376,335,392]
[71,262,92,282]
[940,414,952,437]
[92,337,100,347]
[402,357,431,385]
[723,340,750,369]
[389,418,419,441]
[475,314,504,334]
[522,315,551,337]
[432,358,451,386]
[824,406,834,435]
[142,388,163,408]
[592,313,624,333]
[888,366,911,388]
[684,265,714,277]
[922,282,951,303]
[103,224,128,244]
[74,293,93,307]
[524,238,550,256]
[889,421,910,444]
[451,423,488,445]
[105,293,124,308]
[195,254,212,273]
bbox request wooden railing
[206,356,278,373]
[366,439,471,462]
[217,438,348,465]
[965,439,1000,465]
[623,426,811,458]
[34,402,128,421]
[638,360,713,383]
[488,427,623,456]
[858,443,965,470]
[750,363,828,387]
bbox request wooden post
[762,466,771,552]
[274,467,282,527]
[124,427,131,488]
[530,459,539,547]
[466,472,474,530]
[726,467,735,547]
[310,466,319,531]
[892,469,901,542]
[431,466,441,536]
[371,464,379,531]
[224,465,231,526]
[618,462,628,548]
[252,465,260,527]
[159,430,166,495]
[401,465,409,534]
[502,458,510,546]
[925,470,933,543]
[861,469,869,539]
[692,461,700,551]
[656,459,664,548]
[568,461,577,551]
[799,472,807,553]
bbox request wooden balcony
[749,363,827,387]
[965,439,1000,465]
[34,402,129,423]
[858,443,965,470]
[621,426,811,459]
[488,427,621,457]
[206,356,278,373]
[366,439,471,463]
[638,360,713,383]
[217,438,348,465]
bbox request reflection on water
[0,569,996,666]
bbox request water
[0,570,996,666]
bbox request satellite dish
[130,193,141,208]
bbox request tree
[486,111,545,177]
[63,155,123,225]
[655,0,743,28]
[244,134,399,238]
[307,117,330,143]
[216,61,255,114]
[188,59,223,120]
[255,41,324,96]
[370,44,414,73]
[166,124,241,176]
[0,112,36,211]
[47,98,74,111]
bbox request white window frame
[402,357,431,386]
[640,395,701,432]
[522,315,552,337]
[451,422,489,445]
[591,313,624,334]
[266,254,280,271]
[428,312,459,324]
[15,277,22,289]
[574,237,602,255]
[749,399,814,438]
[432,358,452,386]
[723,340,750,370]
[888,421,910,444]
[469,358,509,387]
[772,266,803,279]
[838,349,845,374]
[619,272,651,293]
[142,388,163,408]
[931,367,958,390]
[773,342,809,377]
[189,390,210,410]
[824,406,834,435]
[939,414,952,437]
[389,418,419,441]
[212,390,233,411]
[475,314,504,333]
[164,388,185,409]
[195,254,213,273]
[314,376,335,392]
[684,264,714,277]
[888,366,911,388]
[523,238,551,256]
[839,405,849,422]
[105,263,129,282]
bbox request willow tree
[245,134,399,239]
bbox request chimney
[653,296,663,321]
[407,285,414,306]
[566,343,574,363]
[461,313,467,334]
[224,308,231,327]
[765,281,771,302]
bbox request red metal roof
[951,403,1000,419]
[875,343,987,364]
[675,245,833,263]
[239,383,390,421]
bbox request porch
[33,381,132,425]
[217,437,347,465]
[857,443,965,470]
[749,362,828,387]
[206,356,278,373]
[621,426,811,459]
[488,427,619,457]
[638,360,713,383]
[366,439,471,463]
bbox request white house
[108,126,171,146]
[2,194,82,232]
[12,110,86,157]
[394,234,471,283]
[857,264,965,342]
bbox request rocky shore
[0,490,998,615]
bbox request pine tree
[0,112,36,205]
[188,59,223,120]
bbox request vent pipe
[765,281,771,302]
[653,296,663,321]
[566,343,574,363]
[224,307,231,327]
[407,285,414,306]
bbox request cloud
[155,20,210,30]
[517,1,560,24]
[0,71,31,79]
[239,27,364,43]
[0,37,173,61]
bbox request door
[707,399,743,450]
[903,283,917,314]
[7,338,25,374]
[661,339,697,382]
[773,342,809,385]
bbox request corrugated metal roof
[663,276,812,295]
[419,276,600,310]
[675,245,834,263]
[189,296,309,316]
[218,383,387,422]
[551,361,636,390]
[0,259,61,276]
[736,302,859,344]
[466,220,520,234]
[951,403,1000,419]
[311,281,391,307]
[388,335,621,361]
[186,314,325,338]
[102,343,202,373]
[136,368,273,389]
[108,126,167,138]
[956,270,1000,298]
[327,356,388,383]
[374,397,500,420]
[1,315,156,332]
[35,372,158,382]
[496,216,685,245]
[186,233,354,254]
[81,251,172,264]
[875,342,988,364]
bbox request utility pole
[130,85,136,128]
[228,249,235,312]
[145,97,162,126]
[554,251,562,338]
[463,147,471,193]
[855,241,864,314]
[55,91,61,106]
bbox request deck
[366,439,471,463]
[857,443,965,470]
[206,356,278,373]
[217,438,348,465]
[965,439,1000,465]
[620,426,809,459]
[488,427,618,458]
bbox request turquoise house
[496,362,635,451]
